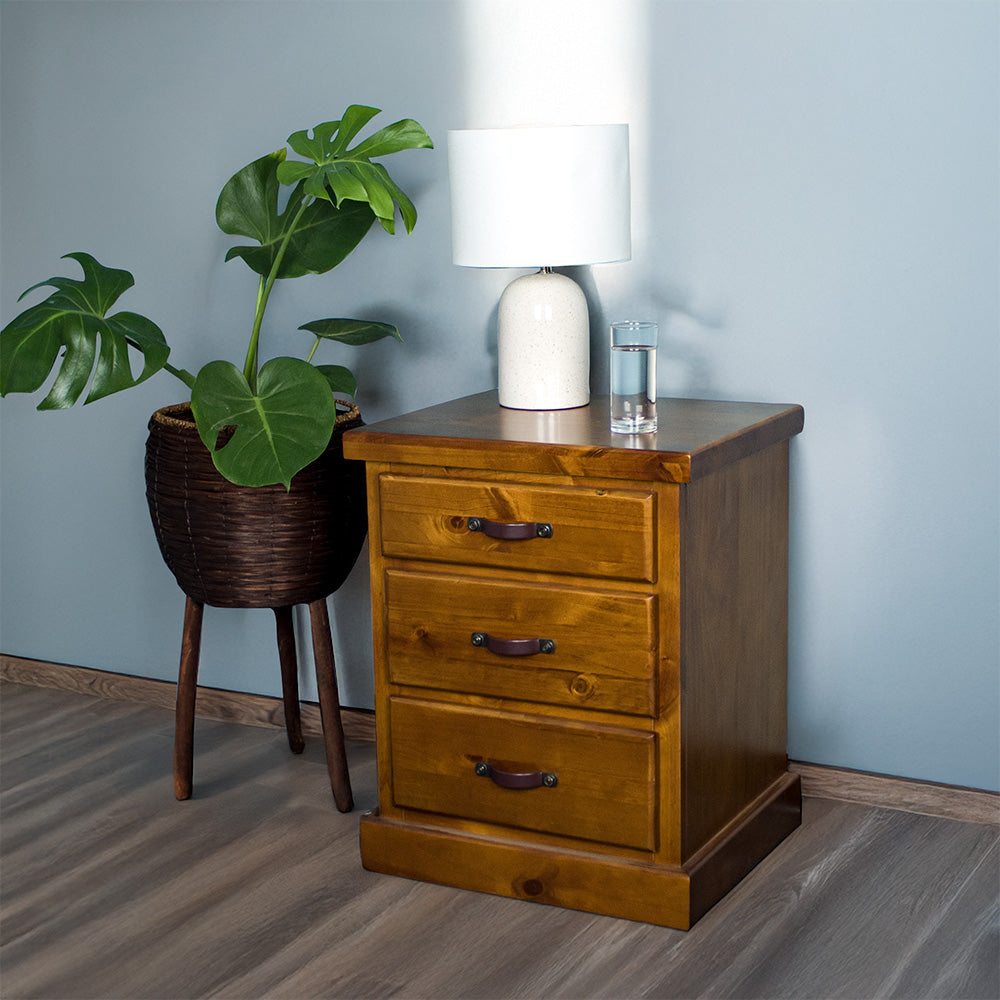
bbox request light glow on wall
[457,0,651,298]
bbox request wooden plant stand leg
[174,596,204,801]
[273,606,305,755]
[308,598,354,813]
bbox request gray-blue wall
[2,0,997,792]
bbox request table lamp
[448,124,631,410]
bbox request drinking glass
[610,321,657,434]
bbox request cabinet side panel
[680,442,791,859]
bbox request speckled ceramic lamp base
[497,269,590,410]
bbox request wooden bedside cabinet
[343,391,804,929]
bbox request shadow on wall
[573,261,722,400]
[650,287,727,398]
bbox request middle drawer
[385,569,657,716]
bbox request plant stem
[242,278,267,390]
[306,336,321,364]
[123,335,196,390]
[241,195,313,393]
[163,361,197,390]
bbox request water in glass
[611,342,657,434]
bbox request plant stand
[146,402,368,814]
[174,597,353,812]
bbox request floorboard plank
[1,680,996,1000]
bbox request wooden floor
[1,681,997,1000]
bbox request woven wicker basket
[145,402,367,608]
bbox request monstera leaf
[217,151,376,280]
[1,106,430,493]
[276,105,433,234]
[299,318,401,347]
[314,365,357,397]
[190,357,337,489]
[299,318,402,399]
[0,252,169,408]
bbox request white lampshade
[448,125,631,412]
[448,125,631,268]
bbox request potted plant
[0,104,433,811]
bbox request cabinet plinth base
[361,773,801,930]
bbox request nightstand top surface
[344,391,803,482]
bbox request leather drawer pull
[471,633,556,656]
[475,761,558,789]
[467,517,553,540]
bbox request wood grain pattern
[352,394,805,926]
[5,680,994,999]
[359,811,694,929]
[342,391,805,483]
[790,761,1000,827]
[388,696,658,851]
[680,441,792,858]
[385,568,657,715]
[378,472,657,581]
[362,772,801,930]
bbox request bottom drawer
[389,697,657,851]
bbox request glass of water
[610,321,657,434]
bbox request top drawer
[378,474,656,582]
